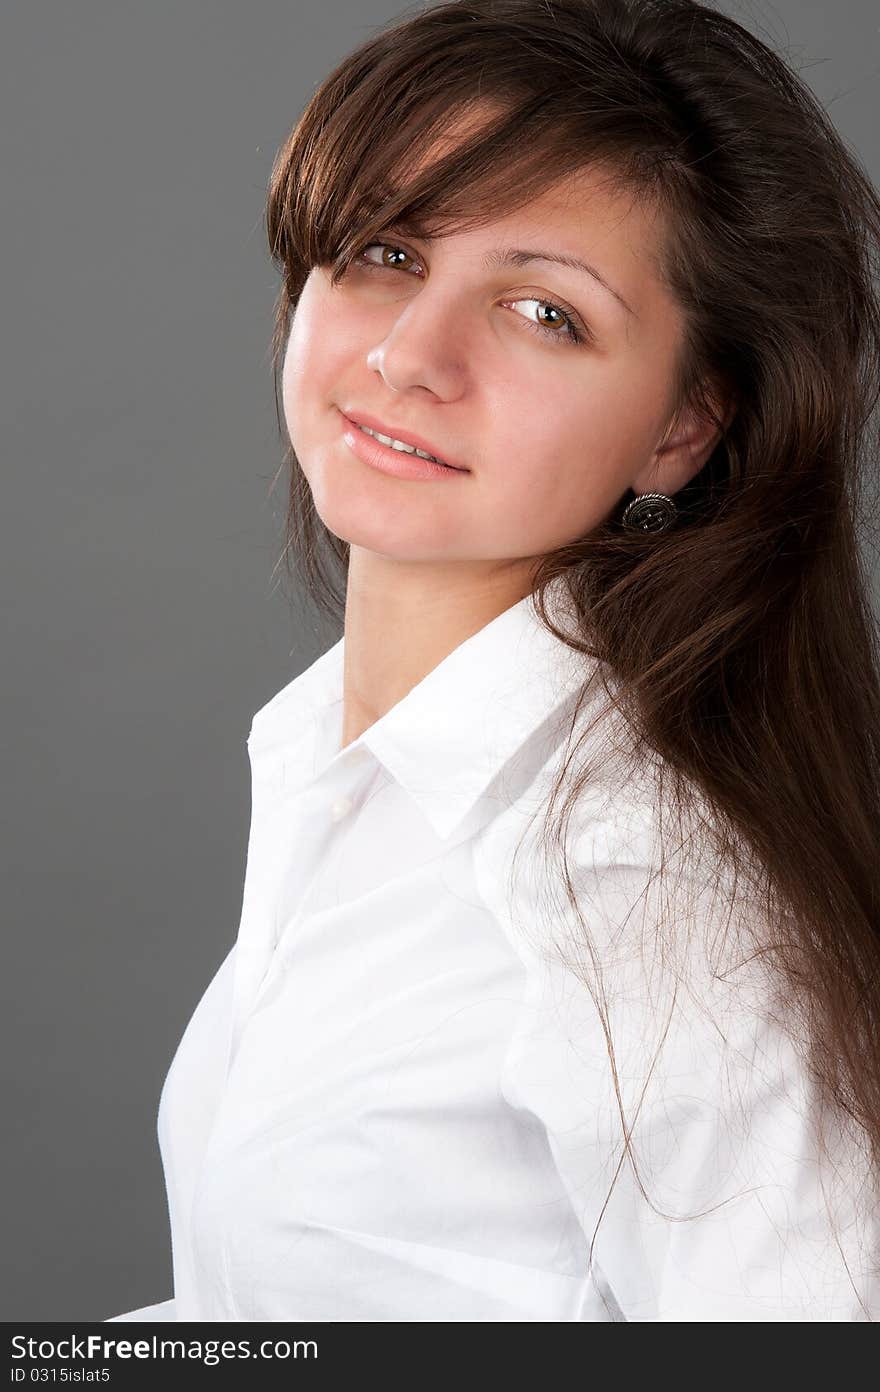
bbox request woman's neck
[339,547,537,748]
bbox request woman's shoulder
[473,704,825,1153]
[473,690,753,976]
[476,732,880,1319]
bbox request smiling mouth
[340,406,469,471]
[352,421,451,467]
[339,412,470,480]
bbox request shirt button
[329,795,355,822]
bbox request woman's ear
[632,383,737,498]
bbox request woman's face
[281,161,702,568]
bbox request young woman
[109,0,880,1321]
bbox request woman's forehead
[385,101,651,246]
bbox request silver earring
[620,491,678,533]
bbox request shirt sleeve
[105,1298,176,1321]
[498,814,880,1322]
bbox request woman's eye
[505,298,589,347]
[350,242,591,347]
[353,242,419,273]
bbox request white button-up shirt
[107,578,880,1322]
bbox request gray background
[2,2,877,1322]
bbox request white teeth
[358,423,445,466]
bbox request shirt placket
[227,742,377,1065]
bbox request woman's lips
[340,408,465,469]
[339,413,471,482]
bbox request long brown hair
[263,0,880,1252]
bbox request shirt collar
[248,574,597,841]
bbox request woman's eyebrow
[482,245,638,319]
